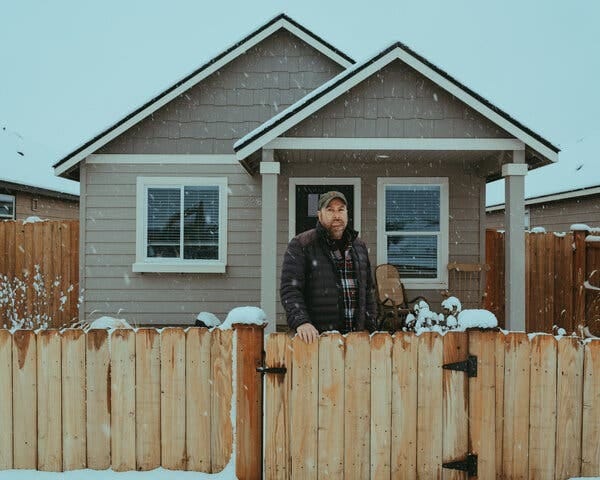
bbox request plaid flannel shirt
[330,246,358,332]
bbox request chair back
[375,264,407,307]
[446,262,490,308]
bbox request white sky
[1,0,599,201]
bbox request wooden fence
[1,326,599,479]
[0,220,79,328]
[0,325,263,478]
[485,228,600,334]
[264,331,600,480]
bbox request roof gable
[234,42,559,163]
[54,14,354,179]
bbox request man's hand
[296,323,319,343]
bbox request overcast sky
[1,0,598,200]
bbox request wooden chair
[443,262,490,309]
[374,264,427,332]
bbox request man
[280,191,377,343]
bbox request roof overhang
[53,14,354,179]
[0,179,79,200]
[234,43,559,167]
[487,184,600,212]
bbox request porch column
[260,149,280,334]
[503,152,527,330]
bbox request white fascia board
[266,137,525,151]
[87,154,239,164]
[281,20,353,68]
[235,49,402,159]
[393,48,558,162]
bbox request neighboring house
[0,179,78,221]
[53,14,558,330]
[487,185,600,231]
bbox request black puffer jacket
[280,223,377,333]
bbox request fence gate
[262,331,488,479]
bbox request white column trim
[502,163,528,177]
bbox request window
[0,194,15,219]
[377,178,449,289]
[134,177,227,273]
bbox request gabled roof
[234,42,560,164]
[53,14,354,179]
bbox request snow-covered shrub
[0,265,79,331]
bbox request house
[486,134,600,231]
[0,179,78,221]
[53,14,558,332]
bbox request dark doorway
[294,184,356,235]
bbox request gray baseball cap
[318,191,348,210]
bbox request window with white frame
[0,194,15,219]
[377,178,449,288]
[134,177,227,273]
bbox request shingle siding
[286,59,511,139]
[98,30,344,155]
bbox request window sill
[132,262,226,273]
[402,281,448,291]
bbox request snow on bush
[86,316,133,331]
[404,298,497,335]
[529,226,546,233]
[219,306,267,330]
[0,265,79,331]
[196,311,221,327]
[22,216,45,224]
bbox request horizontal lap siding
[14,191,79,221]
[83,163,260,325]
[276,158,482,327]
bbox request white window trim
[134,176,228,273]
[377,177,449,290]
[288,178,361,240]
[0,194,15,219]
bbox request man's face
[317,198,348,240]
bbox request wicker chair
[374,264,427,332]
[442,262,490,308]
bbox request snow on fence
[0,325,264,479]
[0,220,79,328]
[264,331,600,480]
[485,227,600,334]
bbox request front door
[293,183,357,236]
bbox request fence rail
[0,220,79,328]
[485,228,600,334]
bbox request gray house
[54,14,558,331]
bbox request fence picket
[582,339,600,476]
[62,329,86,470]
[528,335,557,479]
[370,333,392,480]
[442,331,468,480]
[555,337,584,479]
[186,327,212,472]
[391,333,417,480]
[210,328,233,472]
[493,332,505,479]
[345,332,371,480]
[37,330,62,472]
[0,330,12,470]
[290,337,318,480]
[416,333,443,479]
[86,329,110,470]
[468,331,497,479]
[111,329,136,471]
[13,330,37,469]
[160,328,186,470]
[136,329,161,471]
[502,332,530,478]
[264,333,292,480]
[318,333,345,478]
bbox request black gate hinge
[443,453,478,477]
[443,354,477,377]
[256,366,287,375]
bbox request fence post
[234,324,265,480]
[573,228,587,327]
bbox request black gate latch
[443,453,478,477]
[256,366,287,375]
[442,354,477,377]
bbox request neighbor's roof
[234,42,560,164]
[53,13,354,179]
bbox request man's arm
[280,237,312,330]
